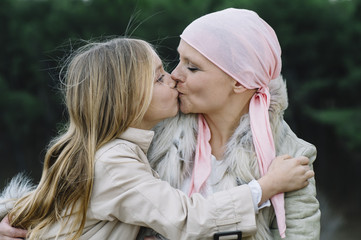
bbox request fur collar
[148,76,289,240]
[148,75,288,188]
[0,173,35,218]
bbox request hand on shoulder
[258,155,314,203]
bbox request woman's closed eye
[187,66,199,72]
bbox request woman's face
[142,54,179,128]
[171,40,235,114]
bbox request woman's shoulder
[277,121,317,161]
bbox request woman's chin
[179,104,191,114]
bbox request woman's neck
[204,89,255,160]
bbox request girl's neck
[130,120,157,131]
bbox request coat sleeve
[271,130,321,240]
[91,143,257,240]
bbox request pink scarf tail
[188,114,212,196]
[250,87,286,238]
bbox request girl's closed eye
[156,74,165,83]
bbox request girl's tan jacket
[0,127,258,239]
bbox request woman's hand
[258,155,314,204]
[0,215,27,240]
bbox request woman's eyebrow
[176,48,185,59]
[178,53,189,62]
[177,49,196,63]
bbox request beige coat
[0,127,258,239]
[149,76,321,240]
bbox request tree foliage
[1,0,360,206]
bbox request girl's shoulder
[96,139,141,163]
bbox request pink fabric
[181,8,286,238]
[188,114,212,196]
[249,86,285,237]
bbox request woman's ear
[233,80,247,94]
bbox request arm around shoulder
[93,143,257,239]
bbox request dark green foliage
[1,1,361,224]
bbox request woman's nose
[171,65,183,83]
[164,73,177,88]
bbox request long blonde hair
[9,38,156,239]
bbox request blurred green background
[1,0,360,238]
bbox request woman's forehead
[177,40,208,63]
[178,40,224,72]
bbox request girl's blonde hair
[9,38,156,239]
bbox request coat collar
[118,127,154,154]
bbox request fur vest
[148,76,321,240]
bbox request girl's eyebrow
[155,63,163,72]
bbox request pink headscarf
[181,8,285,238]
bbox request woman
[0,37,313,239]
[148,8,321,240]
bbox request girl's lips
[176,87,185,97]
[176,88,184,95]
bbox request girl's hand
[258,155,314,204]
[0,215,27,240]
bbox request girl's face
[141,54,179,128]
[171,40,235,115]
